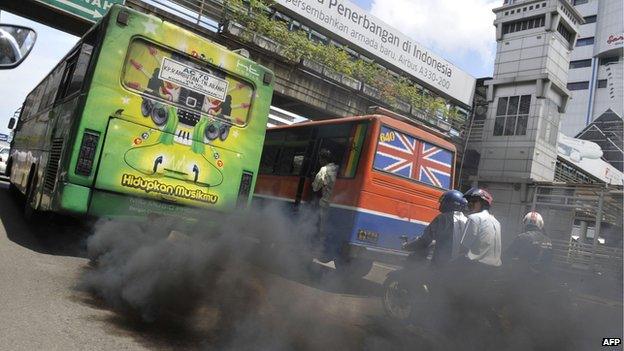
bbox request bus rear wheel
[23,169,40,221]
[334,255,373,278]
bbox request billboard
[274,0,476,106]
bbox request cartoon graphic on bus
[254,114,456,277]
[6,5,274,221]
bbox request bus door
[305,121,369,205]
[257,126,315,208]
[293,128,317,207]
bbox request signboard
[35,0,125,22]
[274,0,476,106]
[0,134,8,142]
[159,57,229,102]
[606,34,624,47]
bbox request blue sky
[0,0,498,135]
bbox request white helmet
[523,211,544,230]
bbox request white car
[0,147,8,175]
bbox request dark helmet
[439,190,467,212]
[464,187,493,207]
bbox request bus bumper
[87,190,203,222]
[56,182,204,223]
[56,182,91,214]
[344,242,409,265]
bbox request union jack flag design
[374,126,453,189]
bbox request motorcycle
[382,247,579,350]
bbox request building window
[493,95,530,136]
[557,22,573,43]
[597,79,608,88]
[569,59,592,69]
[567,81,590,90]
[503,16,545,34]
[573,0,588,5]
[576,37,595,46]
[583,15,597,23]
[600,56,619,65]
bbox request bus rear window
[122,39,254,126]
[373,126,453,189]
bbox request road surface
[0,179,433,350]
[0,179,621,350]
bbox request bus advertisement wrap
[275,0,476,106]
[8,6,273,220]
[94,35,262,212]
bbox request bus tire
[334,255,373,278]
[6,159,19,198]
[23,167,40,222]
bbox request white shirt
[451,211,468,260]
[460,210,502,267]
[312,163,338,207]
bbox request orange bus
[253,112,457,276]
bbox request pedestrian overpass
[1,0,469,144]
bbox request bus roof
[267,114,457,152]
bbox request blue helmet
[439,190,467,212]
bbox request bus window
[259,145,280,174]
[40,66,64,110]
[67,43,93,95]
[25,81,47,119]
[373,125,453,189]
[122,39,254,126]
[276,147,305,175]
[276,128,310,175]
[55,49,79,103]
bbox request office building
[563,0,623,137]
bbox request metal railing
[532,184,623,277]
[468,119,485,143]
[551,238,623,279]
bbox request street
[1,0,622,349]
[0,179,435,351]
[0,179,621,351]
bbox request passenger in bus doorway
[312,149,339,262]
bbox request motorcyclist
[459,187,502,269]
[505,211,553,274]
[403,190,468,267]
[383,190,467,322]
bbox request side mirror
[8,117,16,130]
[0,25,37,69]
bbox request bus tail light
[75,131,100,176]
[236,171,253,208]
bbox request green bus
[6,5,274,221]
